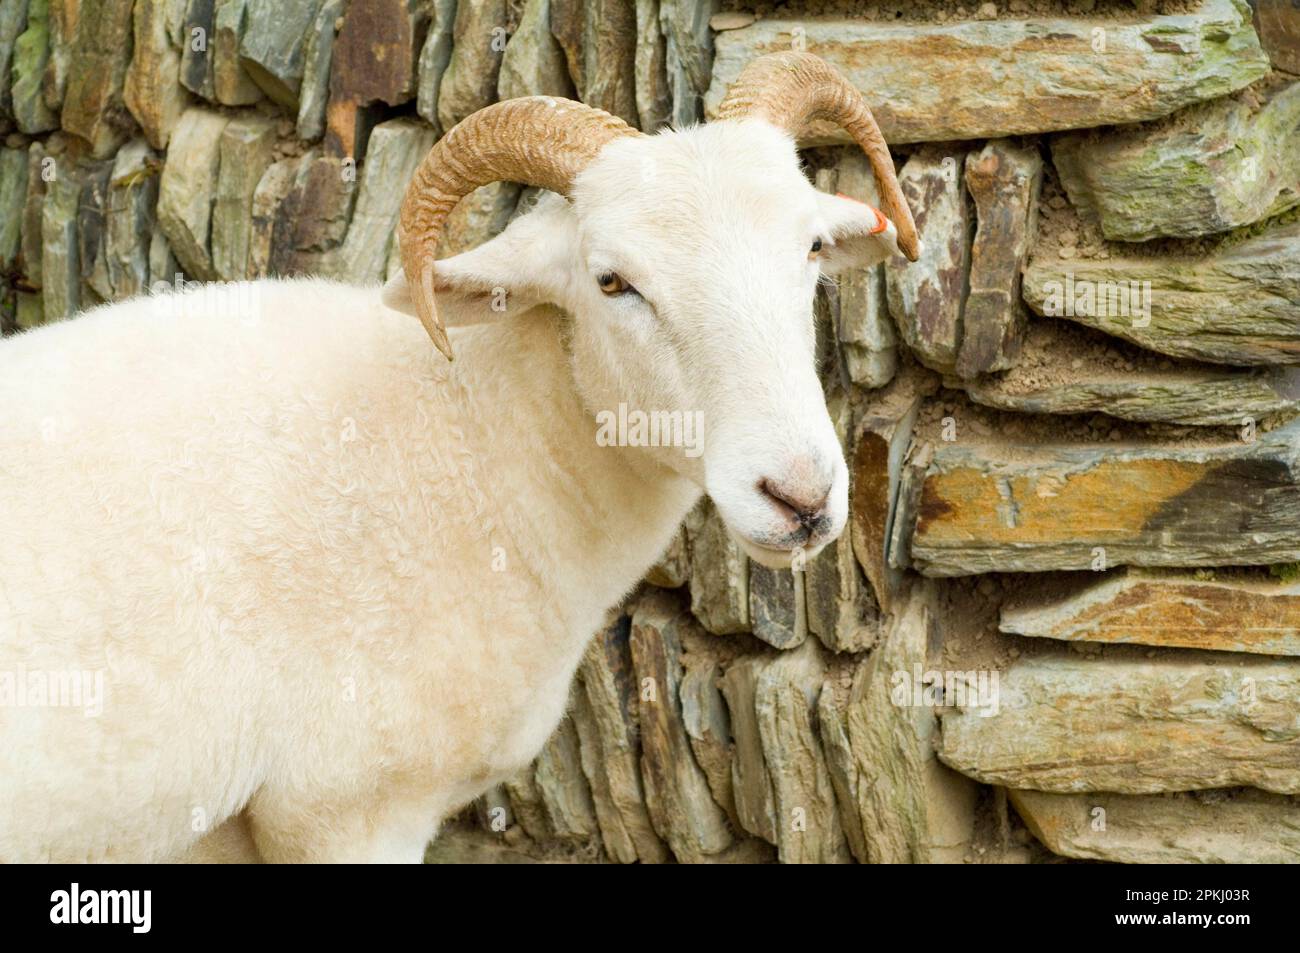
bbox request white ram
[0,53,918,862]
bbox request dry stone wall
[2,0,1299,864]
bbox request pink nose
[758,475,831,530]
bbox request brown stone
[125,0,193,149]
[849,372,924,612]
[909,418,1300,576]
[59,0,136,158]
[213,0,264,105]
[1001,567,1300,657]
[326,0,428,159]
[1254,0,1300,73]
[1010,788,1300,865]
[939,654,1300,794]
[956,140,1041,378]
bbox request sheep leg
[246,788,446,864]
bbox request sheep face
[411,119,903,568]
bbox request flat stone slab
[952,319,1300,427]
[705,0,1269,144]
[909,418,1300,576]
[1022,223,1300,366]
[1011,788,1300,864]
[939,654,1300,794]
[1002,567,1300,657]
[1053,79,1300,241]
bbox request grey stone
[748,564,803,650]
[498,0,573,101]
[180,0,217,100]
[575,615,670,864]
[679,646,739,830]
[438,0,509,134]
[324,118,434,285]
[101,141,160,301]
[849,370,924,612]
[1023,223,1300,366]
[633,0,670,132]
[842,580,977,863]
[1053,81,1300,242]
[436,181,521,257]
[659,0,716,127]
[19,140,48,288]
[155,107,230,281]
[59,0,135,158]
[40,164,82,321]
[247,154,308,280]
[886,152,972,375]
[533,704,599,841]
[1000,567,1300,657]
[213,0,264,105]
[685,498,749,635]
[271,155,357,276]
[705,1,1271,144]
[12,0,58,134]
[829,152,897,388]
[239,0,325,109]
[296,0,344,140]
[212,114,277,281]
[0,146,29,270]
[751,640,851,863]
[415,0,456,135]
[644,527,688,589]
[953,320,1300,427]
[0,0,31,127]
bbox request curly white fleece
[0,280,699,862]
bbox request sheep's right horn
[716,51,921,262]
[398,97,642,359]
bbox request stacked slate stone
[3,0,1298,865]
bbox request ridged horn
[398,97,642,359]
[716,51,920,262]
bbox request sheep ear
[382,192,577,328]
[813,191,917,274]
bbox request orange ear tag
[835,193,889,234]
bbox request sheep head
[384,51,920,568]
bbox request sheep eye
[598,273,634,296]
[809,238,823,259]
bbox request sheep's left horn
[398,97,642,359]
[716,51,921,262]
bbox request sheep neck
[445,312,702,639]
